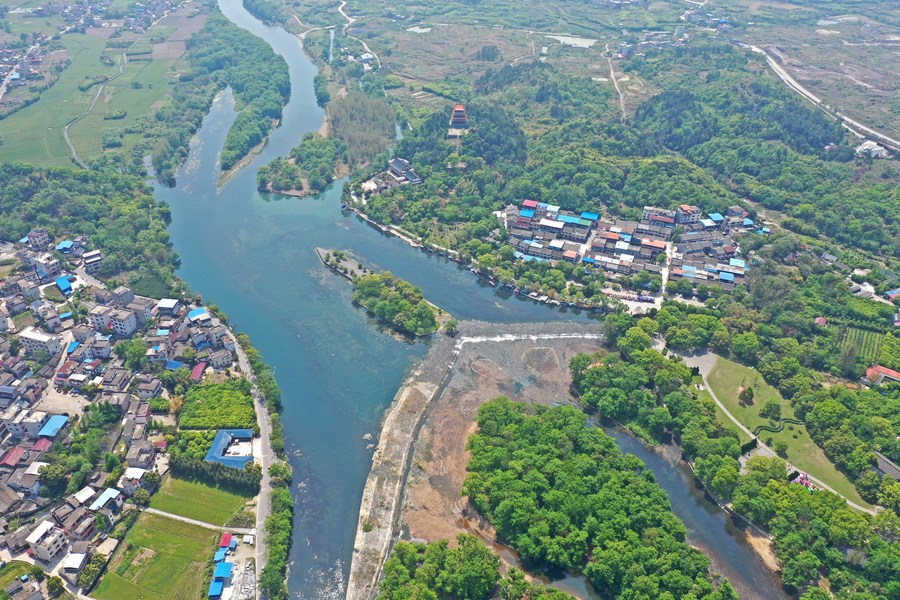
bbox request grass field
[93,513,216,600]
[149,476,253,526]
[0,32,112,166]
[0,561,33,590]
[707,356,870,508]
[692,376,751,445]
[833,326,884,365]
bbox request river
[156,1,787,598]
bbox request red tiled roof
[0,446,26,467]
[522,199,539,209]
[867,365,900,382]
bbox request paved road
[144,507,255,534]
[338,0,381,68]
[0,44,39,102]
[232,335,273,584]
[749,44,900,152]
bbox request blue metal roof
[208,580,223,597]
[55,241,74,252]
[38,415,69,438]
[214,548,227,562]
[729,258,746,268]
[89,488,121,511]
[19,236,29,244]
[580,211,600,221]
[56,276,72,294]
[166,360,185,371]
[720,272,735,282]
[206,430,254,469]
[742,218,754,226]
[708,213,725,222]
[67,342,80,354]
[581,256,595,263]
[213,562,233,580]
[196,341,212,351]
[59,312,72,320]
[188,307,208,320]
[556,215,581,225]
[519,209,535,218]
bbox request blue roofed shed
[729,258,746,269]
[166,360,185,371]
[208,580,223,598]
[556,215,581,225]
[38,415,69,438]
[67,342,80,354]
[55,241,74,253]
[214,548,227,562]
[580,211,600,221]
[205,429,254,469]
[55,276,72,296]
[742,217,754,227]
[708,213,725,223]
[213,562,233,580]
[89,488,121,511]
[719,272,735,282]
[59,312,72,320]
[519,209,535,218]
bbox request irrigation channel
[155,0,788,597]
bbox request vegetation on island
[379,535,572,600]
[463,398,739,600]
[121,10,291,183]
[352,271,439,336]
[257,133,346,194]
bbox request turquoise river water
[155,1,788,597]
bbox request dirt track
[345,321,603,600]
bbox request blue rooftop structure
[166,360,185,371]
[196,341,212,351]
[581,256,595,264]
[205,430,254,469]
[213,562,233,580]
[720,272,735,282]
[708,213,725,222]
[580,211,600,221]
[556,215,581,225]
[208,580,223,598]
[55,276,72,296]
[19,236,29,244]
[188,307,208,320]
[55,241,74,253]
[700,219,716,228]
[89,488,121,511]
[67,342,80,354]
[38,415,69,438]
[729,258,746,269]
[214,548,227,562]
[758,227,771,235]
[519,209,535,218]
[742,217,754,227]
[155,328,170,336]
[59,311,72,320]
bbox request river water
[156,1,787,598]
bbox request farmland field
[833,326,884,365]
[93,513,216,600]
[149,476,253,526]
[707,356,870,507]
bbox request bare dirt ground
[151,9,207,60]
[403,336,602,549]
[345,321,603,600]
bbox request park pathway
[143,507,255,534]
[682,351,877,516]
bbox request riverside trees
[352,271,439,336]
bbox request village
[0,230,260,600]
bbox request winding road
[604,43,626,121]
[749,44,900,152]
[337,0,381,68]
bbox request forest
[379,535,572,600]
[463,398,738,600]
[0,164,176,297]
[257,133,345,194]
[120,10,290,183]
[571,311,900,598]
[352,271,439,336]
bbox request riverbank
[346,321,604,600]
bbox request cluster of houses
[25,0,178,33]
[502,200,751,291]
[208,532,254,599]
[0,230,244,587]
[617,27,690,58]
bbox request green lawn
[0,32,113,166]
[707,356,870,508]
[12,310,34,329]
[692,376,751,444]
[149,476,253,526]
[0,561,33,590]
[93,513,216,600]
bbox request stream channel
[155,1,788,597]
